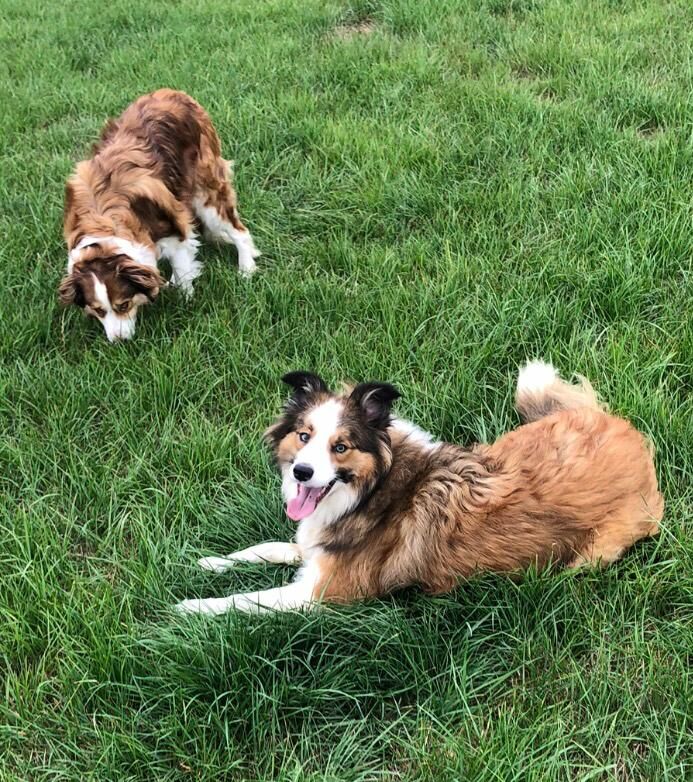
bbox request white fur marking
[198,543,302,572]
[291,399,343,489]
[92,275,109,310]
[192,197,260,277]
[176,559,320,615]
[157,234,201,299]
[111,237,156,267]
[280,398,364,544]
[68,235,156,273]
[517,360,558,394]
[391,418,439,450]
[294,482,360,550]
[91,274,137,342]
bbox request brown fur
[60,89,251,319]
[273,406,386,497]
[59,249,162,312]
[269,371,663,605]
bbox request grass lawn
[1,0,692,778]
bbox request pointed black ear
[350,382,401,428]
[281,372,329,397]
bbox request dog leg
[193,159,260,277]
[566,545,626,569]
[158,234,202,299]
[198,542,302,573]
[175,584,313,615]
[194,199,259,276]
[175,561,319,616]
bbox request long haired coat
[176,362,663,615]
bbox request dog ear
[281,372,329,397]
[115,258,163,301]
[58,272,84,307]
[350,382,401,428]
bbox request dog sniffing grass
[1,0,692,779]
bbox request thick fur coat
[60,89,259,340]
[176,362,663,614]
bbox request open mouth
[286,478,336,521]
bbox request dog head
[59,250,162,342]
[265,372,399,525]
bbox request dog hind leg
[194,158,260,277]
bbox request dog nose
[293,463,314,482]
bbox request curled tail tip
[515,359,601,422]
[516,360,559,395]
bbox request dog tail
[515,360,602,423]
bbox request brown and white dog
[59,89,259,341]
[175,361,663,615]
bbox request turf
[1,0,692,778]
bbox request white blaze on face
[284,397,360,529]
[294,399,344,488]
[91,274,137,342]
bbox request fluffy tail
[515,360,602,423]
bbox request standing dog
[176,362,663,615]
[59,89,260,341]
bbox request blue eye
[299,432,310,443]
[334,443,347,454]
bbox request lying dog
[176,361,663,615]
[59,89,259,341]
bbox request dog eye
[334,443,347,454]
[115,301,131,314]
[298,432,310,443]
[90,306,106,318]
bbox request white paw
[239,263,257,278]
[177,282,195,300]
[174,597,225,616]
[174,598,207,615]
[198,556,234,573]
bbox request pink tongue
[286,484,323,521]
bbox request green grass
[1,0,692,778]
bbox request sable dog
[176,361,663,615]
[59,89,259,341]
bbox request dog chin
[102,312,138,342]
[284,480,358,530]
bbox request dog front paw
[177,282,195,300]
[174,597,226,616]
[198,556,234,573]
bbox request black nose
[293,463,314,482]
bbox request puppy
[59,89,260,341]
[176,361,663,615]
